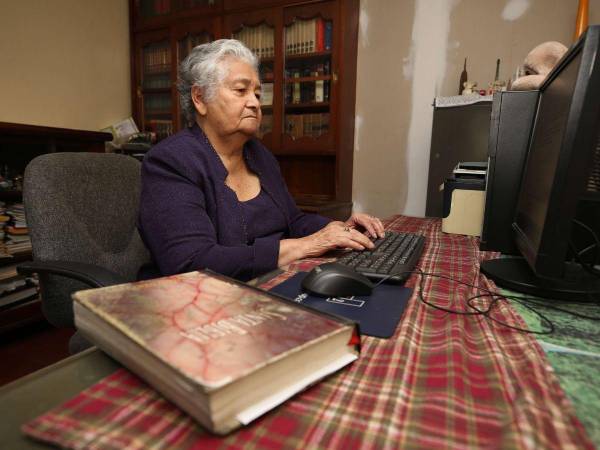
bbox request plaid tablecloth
[22,216,594,449]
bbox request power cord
[372,266,600,335]
[570,218,600,278]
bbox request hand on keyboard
[300,221,375,258]
[343,213,386,239]
[337,231,425,283]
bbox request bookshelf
[0,122,111,333]
[130,0,359,219]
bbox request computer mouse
[301,262,375,297]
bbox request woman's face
[197,58,262,139]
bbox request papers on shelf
[434,94,493,108]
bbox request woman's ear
[191,86,208,116]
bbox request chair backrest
[23,152,150,327]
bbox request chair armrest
[17,260,128,288]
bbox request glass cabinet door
[283,4,336,152]
[225,11,278,149]
[233,23,275,141]
[175,25,214,130]
[137,33,173,142]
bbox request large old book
[73,271,360,435]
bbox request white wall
[0,0,131,131]
[354,0,600,218]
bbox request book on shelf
[0,262,21,281]
[143,44,171,75]
[73,270,360,435]
[285,18,331,55]
[292,72,301,103]
[315,80,324,102]
[0,285,38,309]
[5,225,28,235]
[324,21,333,50]
[285,113,330,139]
[0,277,28,295]
[316,18,325,52]
[261,82,273,106]
[235,25,274,59]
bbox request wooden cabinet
[130,0,359,219]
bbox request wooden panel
[0,122,112,145]
[224,0,298,12]
[335,0,359,202]
[0,122,112,176]
[277,154,335,197]
[132,0,222,32]
[425,103,492,217]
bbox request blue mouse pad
[270,272,413,338]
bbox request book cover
[316,18,324,52]
[73,271,359,434]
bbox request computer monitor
[480,90,539,255]
[481,25,600,301]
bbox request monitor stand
[481,256,600,301]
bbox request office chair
[18,152,150,353]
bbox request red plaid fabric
[22,216,593,449]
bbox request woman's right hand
[300,221,375,258]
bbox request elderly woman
[138,39,384,281]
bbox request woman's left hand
[345,213,385,239]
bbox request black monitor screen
[481,26,600,299]
[514,51,582,260]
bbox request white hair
[177,39,258,126]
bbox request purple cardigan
[138,125,331,281]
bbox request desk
[0,216,594,449]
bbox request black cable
[373,264,600,334]
[571,218,600,268]
[569,240,600,278]
[373,268,556,334]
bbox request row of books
[235,25,275,59]
[0,203,31,257]
[144,94,172,114]
[286,80,330,105]
[0,262,38,309]
[143,44,171,74]
[0,201,36,310]
[143,73,171,89]
[146,119,174,141]
[285,113,330,139]
[285,18,332,55]
[285,60,331,78]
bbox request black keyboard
[337,231,425,283]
